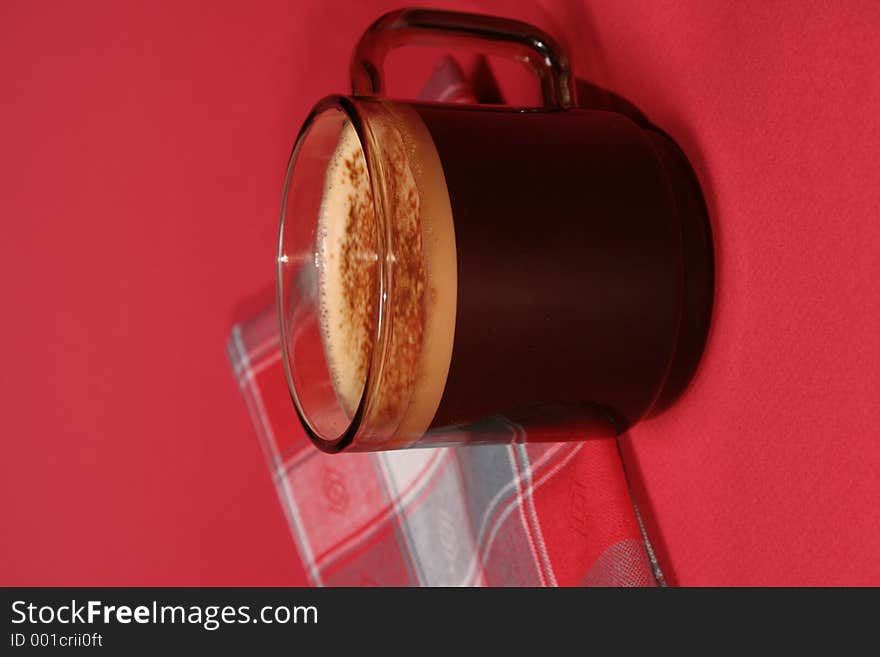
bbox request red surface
[1,0,878,586]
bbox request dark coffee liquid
[413,104,709,436]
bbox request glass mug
[277,9,713,452]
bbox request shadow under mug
[277,9,714,452]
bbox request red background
[1,0,878,586]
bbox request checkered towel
[226,58,662,587]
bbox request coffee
[315,122,378,417]
[414,104,686,436]
[315,104,456,444]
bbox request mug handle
[351,8,576,109]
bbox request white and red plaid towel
[227,59,662,587]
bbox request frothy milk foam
[315,103,457,443]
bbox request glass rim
[276,94,391,454]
